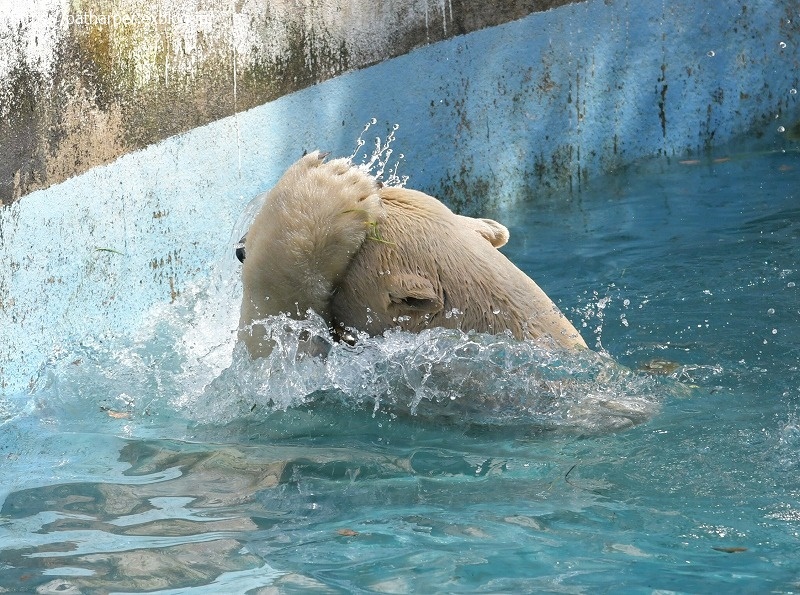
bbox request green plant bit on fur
[342,208,395,245]
[365,221,395,245]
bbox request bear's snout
[235,235,247,263]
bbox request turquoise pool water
[1,146,799,593]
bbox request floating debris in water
[712,546,748,554]
[639,359,680,375]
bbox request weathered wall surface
[0,0,575,204]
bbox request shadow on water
[0,414,648,593]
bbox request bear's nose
[235,235,247,263]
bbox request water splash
[318,327,661,433]
[573,288,615,350]
[349,119,408,187]
[26,266,665,438]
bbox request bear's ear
[388,273,443,314]
[455,215,510,248]
[473,218,510,248]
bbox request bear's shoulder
[379,186,453,216]
[378,186,509,248]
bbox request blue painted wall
[1,0,798,393]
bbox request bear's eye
[398,296,441,312]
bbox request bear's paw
[241,151,386,335]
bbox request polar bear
[238,151,587,358]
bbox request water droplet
[772,328,778,335]
[779,41,787,49]
[790,89,798,95]
[778,126,786,133]
[623,299,630,307]
[788,281,796,288]
[370,117,377,125]
[768,308,775,315]
[707,50,716,57]
[492,307,501,315]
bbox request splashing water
[349,119,409,187]
[574,288,615,349]
[200,320,662,433]
[27,240,666,441]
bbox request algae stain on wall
[1,0,575,205]
[0,0,338,204]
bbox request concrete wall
[0,0,575,204]
[0,0,799,393]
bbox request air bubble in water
[707,50,715,57]
[768,308,776,315]
[790,89,798,95]
[779,41,787,49]
[778,126,786,133]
